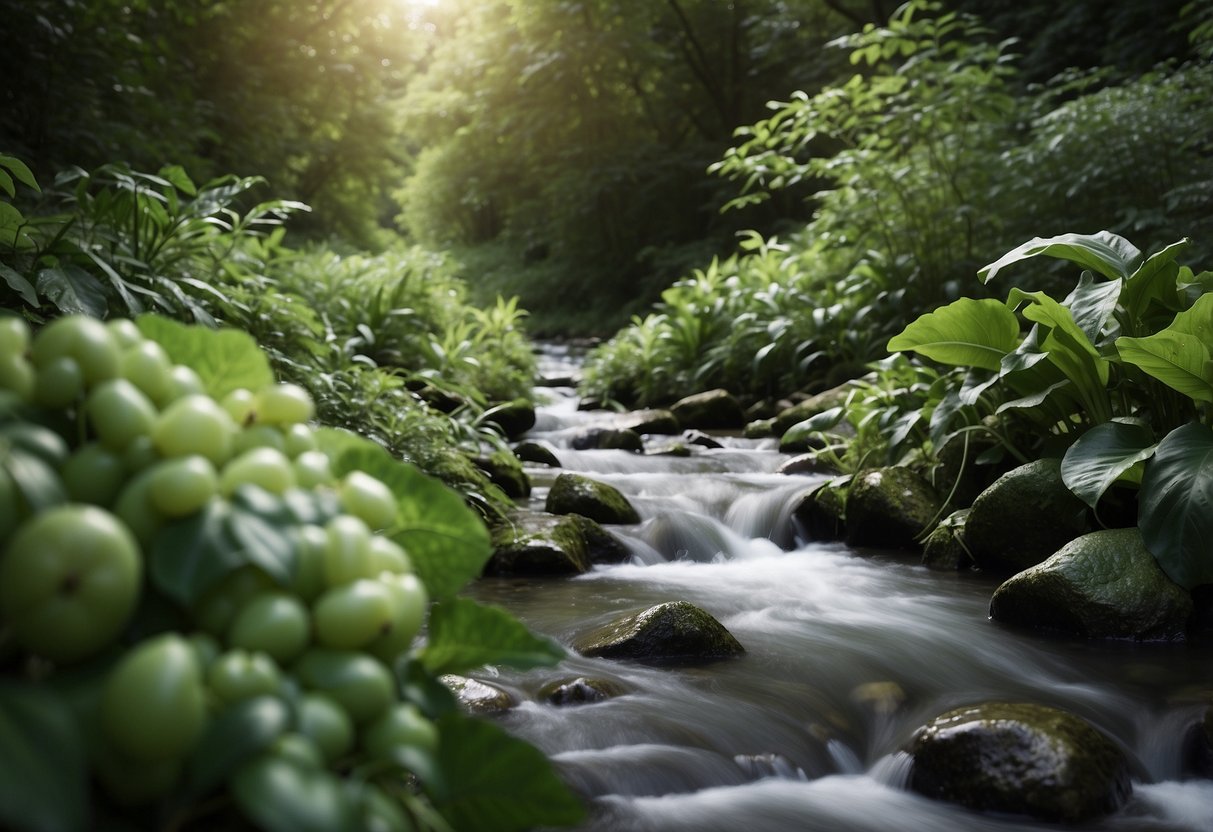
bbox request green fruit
[233,423,287,456]
[164,364,204,403]
[283,423,318,457]
[339,471,398,530]
[323,515,372,586]
[367,536,412,575]
[86,378,158,451]
[105,318,144,349]
[293,450,334,489]
[61,443,126,506]
[361,703,437,760]
[369,573,428,663]
[291,524,329,601]
[0,505,141,662]
[122,434,160,473]
[358,783,417,832]
[0,315,31,355]
[2,421,69,466]
[271,732,325,769]
[220,446,295,496]
[293,649,394,724]
[193,567,276,637]
[120,340,174,404]
[312,579,397,650]
[101,634,207,761]
[228,592,311,662]
[254,383,314,425]
[207,649,283,704]
[0,468,18,540]
[296,694,354,763]
[32,355,83,408]
[232,753,355,831]
[153,393,236,465]
[222,387,257,425]
[31,315,121,385]
[113,469,164,547]
[0,353,34,399]
[148,455,219,517]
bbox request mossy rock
[669,389,745,430]
[441,675,515,714]
[563,512,631,564]
[743,418,777,439]
[908,702,1131,823]
[778,453,836,477]
[648,441,692,457]
[574,601,744,666]
[921,510,973,571]
[772,384,853,435]
[513,441,561,467]
[474,450,531,499]
[481,398,536,440]
[845,467,940,551]
[963,458,1091,575]
[546,473,640,525]
[570,427,644,453]
[486,512,591,576]
[989,528,1192,641]
[615,409,681,435]
[538,676,627,706]
[790,483,846,542]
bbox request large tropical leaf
[886,297,1020,371]
[1116,293,1213,404]
[1138,423,1213,590]
[979,231,1142,284]
[1060,419,1157,509]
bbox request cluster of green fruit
[0,314,437,829]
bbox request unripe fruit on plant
[31,315,121,385]
[361,703,438,761]
[233,423,288,456]
[113,469,164,548]
[295,694,354,763]
[86,378,158,451]
[291,524,329,601]
[0,505,142,662]
[369,573,428,663]
[163,364,204,405]
[367,536,412,575]
[101,634,207,762]
[207,649,283,705]
[193,567,276,637]
[0,353,34,400]
[283,423,317,457]
[293,450,334,489]
[32,355,83,408]
[220,446,296,496]
[148,455,219,517]
[0,468,19,540]
[323,515,373,587]
[221,387,257,425]
[338,471,397,531]
[153,394,236,465]
[120,340,174,404]
[293,649,394,724]
[228,592,311,663]
[312,579,398,650]
[105,318,143,349]
[122,435,159,474]
[254,382,314,425]
[61,443,126,506]
[0,315,31,355]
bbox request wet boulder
[649,441,692,457]
[486,512,592,576]
[513,441,561,468]
[921,510,973,571]
[615,409,681,435]
[441,675,515,714]
[546,473,640,525]
[908,702,1132,823]
[989,528,1192,641]
[474,450,531,499]
[790,483,846,542]
[570,426,644,453]
[683,429,723,449]
[481,398,536,440]
[573,601,744,666]
[844,467,940,551]
[963,459,1091,575]
[743,418,777,439]
[564,513,631,564]
[1182,707,1213,778]
[538,676,627,706]
[670,389,745,430]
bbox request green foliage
[889,230,1213,588]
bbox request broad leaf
[1062,272,1121,345]
[1139,423,1213,589]
[0,155,39,191]
[1120,238,1188,322]
[35,265,107,317]
[320,431,492,600]
[137,314,273,400]
[979,231,1142,283]
[0,684,88,832]
[1116,294,1213,404]
[1061,420,1157,509]
[886,297,1020,371]
[427,713,585,832]
[0,264,37,306]
[421,598,565,676]
[1010,289,1110,410]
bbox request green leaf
[0,264,39,306]
[1062,272,1121,345]
[320,431,491,600]
[421,598,565,676]
[0,684,88,832]
[35,265,107,317]
[184,696,290,800]
[1116,294,1213,404]
[979,231,1142,283]
[1061,420,1157,509]
[1120,238,1188,321]
[1009,289,1110,411]
[427,713,585,832]
[0,170,13,198]
[0,155,39,191]
[137,314,273,400]
[1139,423,1213,589]
[158,164,197,196]
[886,297,1020,371]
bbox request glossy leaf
[421,598,565,676]
[427,713,585,832]
[0,155,39,191]
[1061,272,1121,345]
[0,264,37,306]
[979,231,1142,284]
[35,265,107,317]
[0,684,88,832]
[1120,238,1188,321]
[886,297,1020,371]
[1061,419,1157,509]
[137,313,273,400]
[1139,423,1213,589]
[1117,294,1213,404]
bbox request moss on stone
[573,601,744,665]
[546,473,640,524]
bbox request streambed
[466,348,1213,831]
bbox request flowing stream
[466,345,1213,831]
